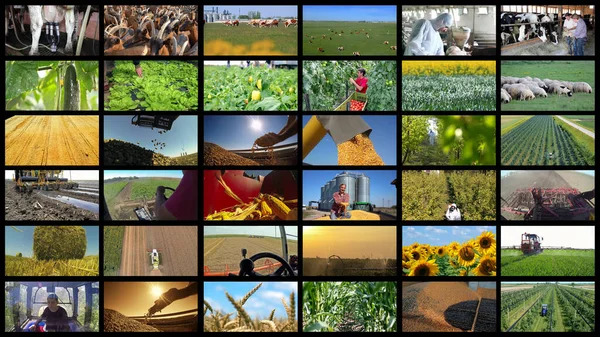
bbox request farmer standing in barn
[331,183,352,219]
[404,13,453,55]
[572,14,588,56]
[349,68,368,94]
[563,13,576,56]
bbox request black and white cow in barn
[537,14,559,45]
[515,13,539,42]
[6,5,78,55]
[500,12,518,45]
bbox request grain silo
[357,174,370,203]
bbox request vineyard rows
[502,285,595,332]
[501,115,591,166]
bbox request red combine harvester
[521,232,543,255]
[501,187,594,221]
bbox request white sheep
[500,88,511,103]
[572,82,592,93]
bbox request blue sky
[302,116,396,165]
[501,170,595,178]
[402,226,496,246]
[104,116,197,157]
[204,226,298,238]
[204,116,297,150]
[204,6,297,18]
[104,170,184,180]
[302,170,396,206]
[303,6,397,22]
[5,226,99,257]
[204,282,298,319]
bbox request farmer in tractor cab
[331,183,351,219]
[154,170,198,221]
[349,68,368,93]
[29,293,69,332]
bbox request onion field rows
[501,115,590,166]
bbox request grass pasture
[204,23,298,55]
[302,21,397,56]
[5,255,99,276]
[500,249,595,276]
[501,61,595,111]
[561,115,596,132]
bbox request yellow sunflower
[410,249,422,261]
[402,251,413,262]
[458,242,477,267]
[474,256,496,276]
[408,259,439,276]
[447,241,461,256]
[475,231,496,255]
[402,260,413,272]
[436,246,447,257]
[411,242,420,249]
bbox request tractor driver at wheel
[349,68,368,94]
[331,183,351,220]
[29,293,69,332]
[154,170,198,221]
[446,203,461,221]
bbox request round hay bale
[16,252,22,257]
[33,226,86,260]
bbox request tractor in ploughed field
[521,232,543,255]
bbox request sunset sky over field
[303,226,396,259]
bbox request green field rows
[501,249,595,276]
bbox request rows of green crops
[303,282,396,332]
[501,249,595,276]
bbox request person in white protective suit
[445,203,462,221]
[404,13,454,56]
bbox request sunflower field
[402,61,496,111]
[402,231,497,276]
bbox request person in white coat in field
[405,13,453,56]
[445,203,462,220]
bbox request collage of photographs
[0,2,595,335]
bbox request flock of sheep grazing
[500,76,592,103]
[104,5,198,56]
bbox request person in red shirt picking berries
[349,68,368,94]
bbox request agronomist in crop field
[349,68,368,94]
[154,170,198,221]
[404,13,453,56]
[331,183,351,219]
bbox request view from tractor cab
[501,170,595,221]
[204,226,298,277]
[4,281,99,332]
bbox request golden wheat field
[402,231,497,277]
[402,61,496,76]
[204,282,298,332]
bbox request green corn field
[303,282,397,332]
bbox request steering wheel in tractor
[238,252,295,277]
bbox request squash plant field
[5,60,99,110]
[105,61,198,111]
[204,64,298,111]
[302,60,397,111]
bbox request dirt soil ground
[120,226,197,276]
[402,282,496,332]
[5,116,99,165]
[105,139,198,166]
[104,309,161,332]
[5,182,99,221]
[204,237,298,275]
